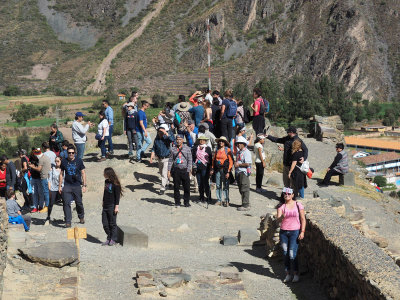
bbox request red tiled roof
[358,152,400,165]
[345,136,400,151]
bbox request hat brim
[177,104,190,112]
[216,138,230,145]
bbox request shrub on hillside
[3,85,21,96]
[11,104,49,125]
[373,176,387,188]
[152,94,166,108]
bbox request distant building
[360,125,390,132]
[357,152,400,174]
[345,136,400,153]
[118,94,126,101]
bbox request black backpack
[238,107,251,124]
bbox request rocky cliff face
[0,0,399,101]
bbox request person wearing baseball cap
[234,136,252,211]
[150,124,175,195]
[267,126,308,188]
[72,112,93,160]
[276,186,306,283]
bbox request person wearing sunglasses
[59,145,87,228]
[276,187,306,283]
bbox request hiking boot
[174,203,180,207]
[98,157,106,162]
[128,151,133,156]
[108,240,116,246]
[159,190,165,195]
[101,240,110,246]
[215,201,221,206]
[226,202,230,207]
[184,203,191,207]
[79,218,85,224]
[237,206,250,211]
[292,275,299,283]
[222,201,226,207]
[39,206,48,213]
[31,208,39,213]
[256,188,267,193]
[65,223,71,228]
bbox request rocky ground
[3,131,400,299]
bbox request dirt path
[86,0,168,94]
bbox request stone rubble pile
[135,266,246,297]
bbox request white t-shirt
[44,151,56,166]
[205,93,213,105]
[98,119,109,137]
[254,142,265,163]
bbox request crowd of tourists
[0,86,350,283]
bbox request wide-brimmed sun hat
[235,136,248,145]
[197,135,209,141]
[177,102,190,112]
[216,136,230,146]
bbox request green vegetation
[0,131,49,158]
[11,104,49,125]
[373,175,387,188]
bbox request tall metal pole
[206,18,212,91]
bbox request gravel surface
[27,133,328,300]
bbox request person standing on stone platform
[168,134,192,207]
[101,167,122,246]
[276,187,306,283]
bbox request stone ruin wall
[0,199,8,295]
[261,199,400,300]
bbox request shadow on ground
[237,245,328,300]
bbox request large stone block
[222,236,238,246]
[238,228,259,246]
[117,226,148,248]
[18,242,78,268]
[339,173,355,186]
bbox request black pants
[62,185,84,224]
[322,169,342,184]
[252,115,265,135]
[48,190,61,219]
[196,166,210,201]
[220,118,233,141]
[256,162,264,189]
[173,168,190,205]
[102,207,117,241]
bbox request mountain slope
[0,0,399,101]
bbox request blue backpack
[259,98,270,115]
[226,99,238,118]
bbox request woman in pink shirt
[250,88,266,135]
[277,187,306,283]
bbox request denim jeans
[298,187,304,198]
[279,229,300,273]
[32,178,44,208]
[41,178,50,207]
[196,166,210,201]
[215,169,229,202]
[98,139,106,157]
[136,131,152,160]
[107,125,113,152]
[9,215,31,231]
[75,143,85,160]
[62,185,84,224]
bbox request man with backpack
[251,88,269,135]
[168,134,192,207]
[219,89,237,142]
[175,102,194,147]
